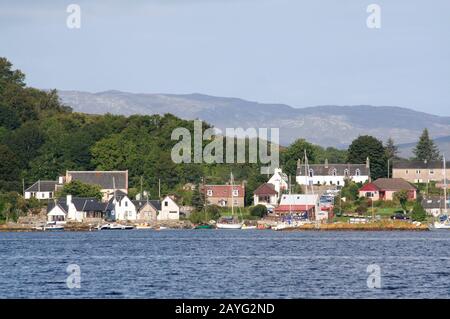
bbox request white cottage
[158,196,180,221]
[267,168,289,194]
[296,158,370,186]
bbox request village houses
[25,170,129,201]
[392,160,450,185]
[296,158,370,186]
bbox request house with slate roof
[24,180,61,200]
[392,160,450,184]
[296,158,370,186]
[64,170,128,201]
[47,195,108,223]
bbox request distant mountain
[398,135,450,159]
[58,90,450,148]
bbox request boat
[241,224,256,230]
[431,157,450,230]
[135,224,152,230]
[96,223,134,230]
[216,173,243,230]
[35,222,64,231]
[194,224,214,229]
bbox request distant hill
[398,135,450,159]
[58,90,450,148]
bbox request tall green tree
[413,129,440,162]
[191,183,205,212]
[347,135,387,180]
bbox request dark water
[1,230,450,298]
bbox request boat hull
[216,223,242,229]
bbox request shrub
[249,204,268,218]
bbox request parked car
[390,213,410,220]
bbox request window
[165,201,168,207]
[125,201,128,207]
[366,192,374,198]
[406,170,409,175]
[430,169,434,175]
[355,169,361,176]
[233,189,239,196]
[344,169,349,177]
[332,169,337,176]
[207,190,213,196]
[416,170,421,174]
[233,200,238,205]
[309,169,314,177]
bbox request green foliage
[249,204,268,218]
[347,135,387,180]
[413,128,441,162]
[393,190,409,212]
[57,180,102,200]
[188,205,221,223]
[411,200,427,222]
[340,180,360,201]
[191,183,205,212]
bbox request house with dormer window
[296,158,370,186]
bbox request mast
[444,157,448,214]
[230,172,234,218]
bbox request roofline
[66,170,128,173]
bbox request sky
[1,0,450,116]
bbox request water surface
[0,230,449,298]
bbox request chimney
[366,157,370,169]
[67,194,72,206]
[58,176,64,184]
[297,159,301,169]
[324,158,329,169]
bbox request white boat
[241,225,257,230]
[97,223,134,230]
[216,222,242,229]
[135,224,152,230]
[35,222,64,231]
[431,220,450,230]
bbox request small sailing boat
[430,157,450,230]
[216,173,243,230]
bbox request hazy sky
[1,0,449,115]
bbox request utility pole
[158,178,161,198]
[140,176,143,199]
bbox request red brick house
[359,178,417,201]
[203,184,245,207]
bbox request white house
[267,168,288,194]
[158,196,180,221]
[25,180,59,200]
[47,195,107,223]
[253,183,279,209]
[106,193,137,221]
[296,158,370,186]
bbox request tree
[0,144,21,191]
[347,135,387,180]
[394,190,409,213]
[411,200,427,222]
[281,139,318,177]
[250,204,267,218]
[191,183,205,212]
[413,129,440,162]
[57,180,102,200]
[385,137,399,160]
